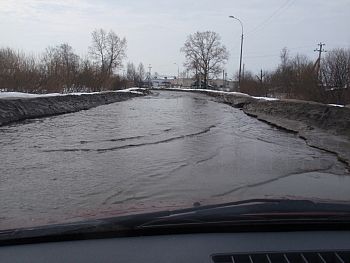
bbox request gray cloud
[0,0,349,76]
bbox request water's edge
[0,89,150,127]
[152,88,350,168]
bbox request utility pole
[174,63,179,86]
[314,42,326,62]
[223,70,225,88]
[242,63,245,80]
[256,69,264,84]
[314,42,326,77]
[238,31,244,90]
[148,64,152,88]
[229,16,244,92]
[256,69,266,96]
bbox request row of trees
[240,48,350,104]
[0,29,145,93]
[1,27,348,104]
[180,30,349,104]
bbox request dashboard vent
[212,251,350,263]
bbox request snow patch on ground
[154,87,279,101]
[115,87,145,95]
[163,87,249,96]
[0,88,146,99]
[328,104,345,108]
[252,96,279,101]
[0,92,61,98]
[190,88,250,97]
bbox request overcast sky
[0,0,349,78]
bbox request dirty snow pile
[0,88,145,99]
[155,87,279,102]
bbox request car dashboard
[1,231,350,262]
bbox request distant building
[151,76,176,87]
[208,79,239,92]
[146,75,239,91]
[169,77,238,91]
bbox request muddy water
[0,91,349,229]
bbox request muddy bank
[0,89,150,127]
[154,88,350,167]
[243,99,350,167]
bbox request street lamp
[229,15,244,91]
[174,63,180,86]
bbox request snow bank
[328,104,345,108]
[153,88,349,132]
[0,89,150,126]
[252,96,279,101]
[0,88,147,99]
[153,87,279,101]
[0,92,62,98]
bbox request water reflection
[0,91,349,229]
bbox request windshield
[0,1,349,232]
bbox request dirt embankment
[243,99,350,167]
[154,88,350,167]
[0,89,150,127]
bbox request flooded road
[1,91,349,229]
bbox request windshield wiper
[137,199,350,229]
[1,199,350,245]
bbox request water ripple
[42,125,216,153]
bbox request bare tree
[41,43,80,92]
[181,31,229,88]
[126,62,136,81]
[0,48,42,93]
[321,48,350,89]
[57,43,79,92]
[89,29,127,76]
[321,48,350,104]
[266,49,321,101]
[0,35,130,93]
[280,47,289,70]
[137,62,145,84]
[126,62,137,88]
[75,57,100,92]
[274,47,294,96]
[125,62,147,87]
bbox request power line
[247,0,293,34]
[246,0,295,35]
[244,54,280,59]
[230,45,317,59]
[288,45,316,51]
